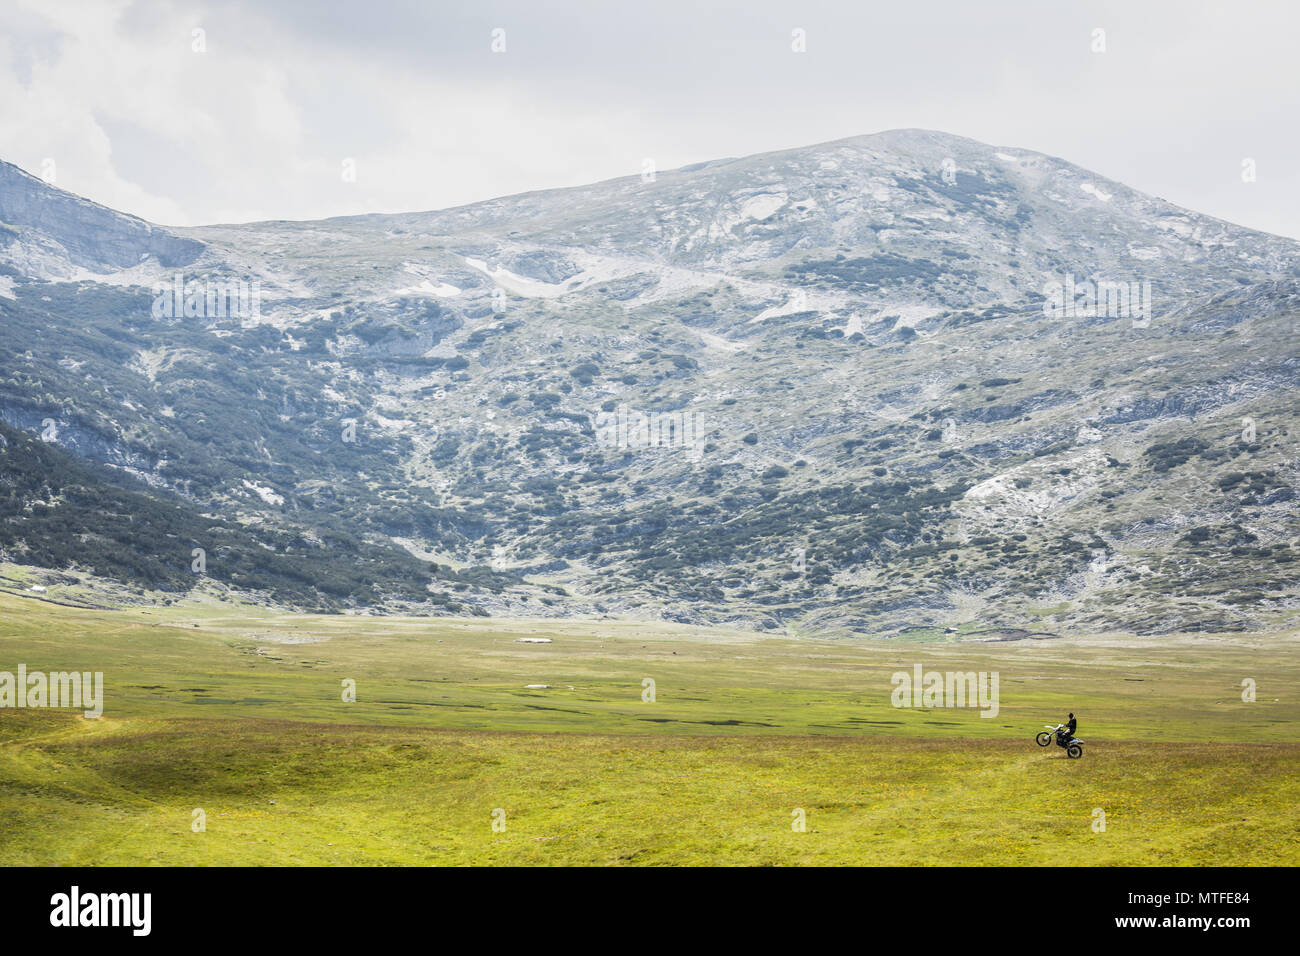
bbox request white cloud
[0,0,1297,238]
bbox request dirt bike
[1035,724,1084,758]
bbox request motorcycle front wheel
[1067,743,1083,759]
[1035,732,1052,747]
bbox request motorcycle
[1035,724,1084,759]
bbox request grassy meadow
[0,588,1296,865]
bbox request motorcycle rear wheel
[1035,732,1052,746]
[1067,743,1083,759]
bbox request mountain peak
[2,133,1298,636]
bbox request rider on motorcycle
[1057,713,1077,745]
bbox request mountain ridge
[1,129,1297,636]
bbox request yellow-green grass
[3,713,1295,865]
[0,592,1296,865]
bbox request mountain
[0,160,203,278]
[1,129,1297,635]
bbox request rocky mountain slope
[1,130,1297,635]
[0,161,203,278]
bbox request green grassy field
[1,590,1296,865]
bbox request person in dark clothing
[1057,713,1077,746]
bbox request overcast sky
[2,0,1298,238]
